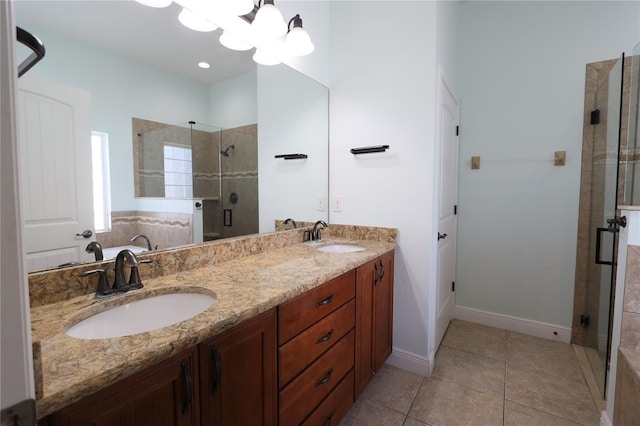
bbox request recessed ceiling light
[198,62,211,69]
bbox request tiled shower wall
[131,118,258,243]
[202,124,259,240]
[96,211,192,251]
[219,124,258,239]
[572,59,632,347]
[614,244,640,423]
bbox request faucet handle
[127,258,151,290]
[79,268,115,297]
[127,265,144,290]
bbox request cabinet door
[199,308,277,426]
[355,250,395,399]
[373,251,394,371]
[355,258,376,399]
[48,348,199,426]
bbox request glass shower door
[587,53,625,398]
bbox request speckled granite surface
[31,227,396,419]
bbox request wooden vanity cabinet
[278,270,356,426]
[44,347,199,426]
[39,249,395,426]
[355,250,395,399]
[199,308,277,426]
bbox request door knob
[437,232,447,241]
[76,229,93,239]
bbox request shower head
[220,144,235,157]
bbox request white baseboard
[600,410,612,426]
[454,305,572,343]
[386,347,432,377]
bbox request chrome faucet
[85,241,104,261]
[283,218,297,229]
[130,233,153,251]
[113,249,140,292]
[311,220,328,241]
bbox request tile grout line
[401,375,427,425]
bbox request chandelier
[135,0,314,66]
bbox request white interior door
[2,0,35,416]
[18,75,94,272]
[434,73,459,350]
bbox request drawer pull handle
[316,329,334,344]
[325,413,334,426]
[315,369,333,387]
[315,294,334,307]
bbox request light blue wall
[436,0,460,88]
[455,1,640,327]
[22,28,211,212]
[209,70,257,129]
[329,1,438,364]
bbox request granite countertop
[31,238,395,418]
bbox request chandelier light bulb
[134,0,172,8]
[178,8,218,32]
[285,15,314,56]
[253,49,281,66]
[219,31,253,51]
[251,1,287,40]
[222,0,255,16]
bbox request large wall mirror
[16,0,328,272]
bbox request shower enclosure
[573,49,635,399]
[135,120,258,244]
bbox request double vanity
[30,224,396,425]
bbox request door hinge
[455,125,459,136]
[590,109,600,125]
[454,205,457,215]
[452,282,455,292]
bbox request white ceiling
[15,0,256,85]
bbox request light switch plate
[332,196,343,212]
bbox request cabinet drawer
[279,270,355,345]
[302,369,355,426]
[279,330,355,426]
[279,300,355,387]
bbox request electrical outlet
[332,196,343,212]
[316,196,326,211]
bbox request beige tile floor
[340,320,601,426]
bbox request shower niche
[133,118,258,243]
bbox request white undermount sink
[66,293,216,339]
[316,244,367,253]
